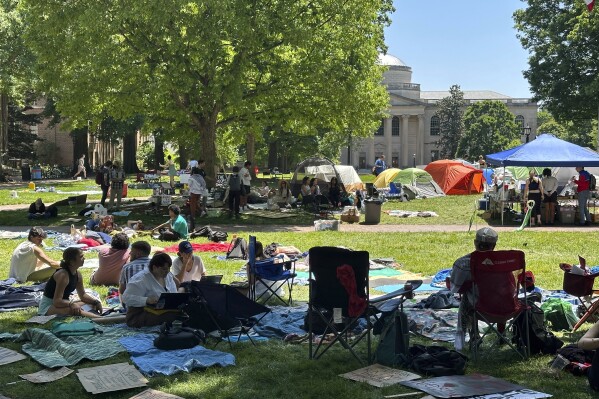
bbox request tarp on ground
[373,168,401,188]
[486,133,599,167]
[393,168,445,199]
[424,160,484,195]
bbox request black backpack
[153,322,205,350]
[407,345,468,377]
[512,299,564,355]
[229,173,241,191]
[226,237,248,259]
[208,230,228,242]
[590,173,597,191]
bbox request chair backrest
[563,271,597,297]
[469,250,525,318]
[308,246,369,313]
[192,283,269,322]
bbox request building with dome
[341,54,538,169]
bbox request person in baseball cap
[9,227,60,283]
[475,227,498,246]
[172,241,206,283]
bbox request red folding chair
[560,262,599,331]
[469,250,530,360]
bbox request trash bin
[364,198,382,224]
[21,164,31,181]
[31,165,42,180]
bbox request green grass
[0,177,597,398]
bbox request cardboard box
[560,208,575,224]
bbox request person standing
[160,155,177,188]
[374,155,387,176]
[574,166,592,226]
[542,168,558,225]
[239,161,252,211]
[228,166,242,218]
[188,167,208,229]
[73,154,86,179]
[99,160,112,207]
[9,227,61,283]
[524,169,544,227]
[108,160,125,211]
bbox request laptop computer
[155,293,191,310]
[200,275,223,284]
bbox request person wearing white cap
[9,227,61,283]
[449,227,499,344]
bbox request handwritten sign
[0,347,26,366]
[340,364,420,388]
[77,363,147,394]
[19,367,73,383]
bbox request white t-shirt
[171,255,206,282]
[9,241,43,283]
[240,167,251,186]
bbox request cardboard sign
[0,347,26,366]
[340,364,420,388]
[19,367,73,383]
[128,389,185,399]
[77,363,147,394]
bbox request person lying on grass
[38,247,103,318]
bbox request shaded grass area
[0,231,597,398]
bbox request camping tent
[290,157,364,196]
[373,168,401,188]
[424,160,484,195]
[394,168,445,199]
[486,133,599,166]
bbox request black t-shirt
[43,269,78,300]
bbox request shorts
[38,296,53,315]
[242,185,251,196]
[543,192,558,203]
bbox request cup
[549,354,570,378]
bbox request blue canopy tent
[486,134,599,166]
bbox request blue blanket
[119,333,235,376]
[251,305,308,338]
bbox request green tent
[392,168,445,199]
[394,168,435,186]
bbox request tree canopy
[435,85,465,159]
[457,100,520,159]
[514,1,599,129]
[23,0,391,180]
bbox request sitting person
[578,320,599,391]
[90,232,131,286]
[328,177,343,208]
[172,241,206,283]
[300,176,312,204]
[38,247,103,318]
[9,227,61,283]
[119,240,152,303]
[28,198,51,219]
[309,177,321,196]
[152,204,189,241]
[273,180,293,208]
[258,181,272,197]
[122,252,182,327]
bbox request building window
[392,117,400,136]
[374,119,384,136]
[430,116,440,136]
[359,153,366,169]
[431,150,440,162]
[392,155,399,168]
[515,115,525,128]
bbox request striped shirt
[119,256,151,287]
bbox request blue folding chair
[248,235,297,306]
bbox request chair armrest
[370,279,423,304]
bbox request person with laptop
[172,241,206,283]
[122,252,183,327]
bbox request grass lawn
[0,177,596,398]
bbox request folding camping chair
[184,281,270,348]
[307,246,421,365]
[248,235,296,306]
[560,263,599,331]
[468,250,530,360]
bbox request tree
[8,101,41,160]
[0,0,35,169]
[435,85,465,158]
[457,100,520,160]
[514,0,599,148]
[23,0,391,181]
[537,110,597,147]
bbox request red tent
[424,160,484,195]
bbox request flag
[585,0,595,12]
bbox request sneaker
[585,221,591,226]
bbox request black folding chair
[184,282,270,348]
[248,235,297,306]
[307,246,421,365]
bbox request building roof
[378,53,409,67]
[420,90,513,100]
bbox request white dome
[378,53,408,67]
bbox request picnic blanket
[250,305,308,339]
[162,242,230,253]
[247,210,297,219]
[404,308,459,342]
[0,279,45,312]
[119,333,235,376]
[384,210,438,218]
[15,325,140,368]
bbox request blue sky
[384,0,532,98]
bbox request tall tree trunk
[198,121,218,189]
[268,140,278,171]
[246,132,255,177]
[0,92,8,172]
[123,132,140,173]
[154,135,165,171]
[177,138,186,170]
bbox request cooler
[560,207,575,224]
[478,198,489,210]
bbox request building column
[417,115,425,165]
[401,115,409,167]
[384,117,392,162]
[368,138,375,168]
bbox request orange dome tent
[424,160,484,195]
